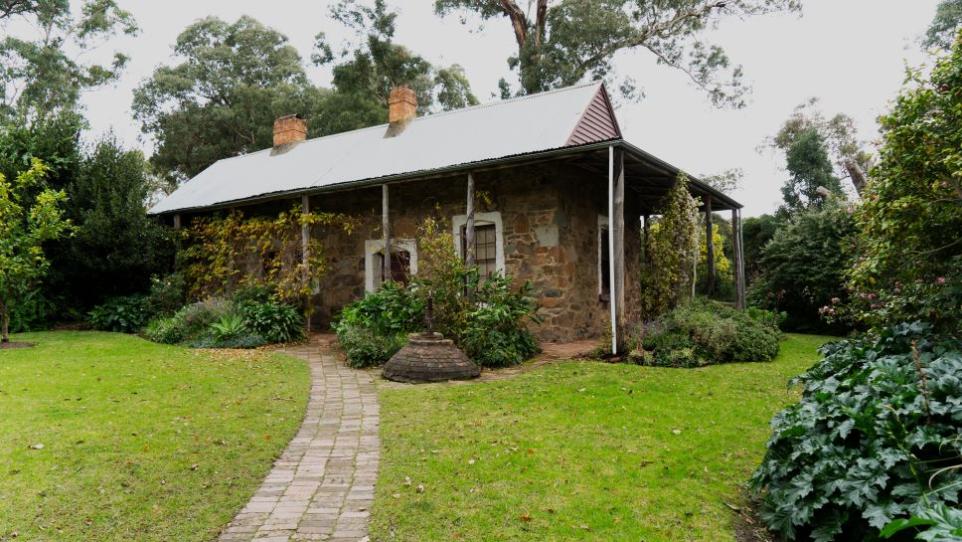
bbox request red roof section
[566,84,621,146]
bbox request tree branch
[534,0,548,48]
[498,0,528,49]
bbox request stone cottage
[150,82,746,352]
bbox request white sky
[74,0,941,216]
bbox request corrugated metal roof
[150,82,611,215]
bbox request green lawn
[371,333,832,542]
[0,331,309,542]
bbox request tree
[700,168,743,194]
[926,0,962,49]
[434,0,800,104]
[0,158,71,342]
[0,0,138,120]
[769,98,873,195]
[848,36,962,334]
[777,128,843,215]
[749,202,854,332]
[135,8,478,185]
[318,0,478,113]
[132,16,330,184]
[741,213,779,283]
[48,135,174,310]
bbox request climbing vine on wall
[641,175,700,319]
[180,204,356,316]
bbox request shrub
[337,324,407,368]
[237,299,305,344]
[143,315,184,344]
[88,295,151,333]
[750,323,962,542]
[335,282,424,337]
[638,299,781,367]
[459,276,540,367]
[142,298,234,346]
[333,283,423,367]
[146,273,187,317]
[749,202,855,333]
[209,313,247,340]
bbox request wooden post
[705,197,715,296]
[301,195,310,273]
[732,208,746,309]
[173,214,182,230]
[642,213,650,265]
[301,195,311,332]
[465,173,476,269]
[608,146,626,354]
[382,184,390,286]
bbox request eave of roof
[151,138,741,215]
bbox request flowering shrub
[751,323,962,542]
[847,34,962,335]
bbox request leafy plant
[640,175,700,320]
[88,295,151,333]
[460,275,540,367]
[334,281,424,337]
[180,205,356,325]
[848,34,962,335]
[146,272,187,318]
[749,201,855,333]
[142,298,234,346]
[237,298,305,344]
[337,324,407,369]
[751,323,962,542]
[638,298,781,367]
[208,313,247,340]
[882,505,962,541]
[0,158,72,342]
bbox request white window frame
[452,211,505,274]
[598,215,609,299]
[364,238,418,292]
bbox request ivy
[640,174,699,319]
[180,204,356,321]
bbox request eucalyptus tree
[0,0,138,120]
[434,0,801,105]
[133,16,331,184]
[926,0,962,49]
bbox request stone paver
[219,336,378,542]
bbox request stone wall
[304,163,619,341]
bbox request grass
[0,331,309,542]
[370,333,832,542]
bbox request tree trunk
[843,159,868,196]
[1,297,9,343]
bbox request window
[365,239,417,292]
[373,249,411,288]
[461,224,497,279]
[598,215,610,301]
[452,211,505,277]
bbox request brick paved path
[219,338,379,542]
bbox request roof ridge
[210,81,604,166]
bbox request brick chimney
[273,114,307,147]
[385,86,417,137]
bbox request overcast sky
[76,0,942,216]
